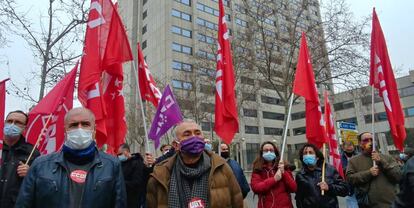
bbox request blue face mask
[118,154,128,162]
[303,154,317,166]
[4,123,22,139]
[262,151,276,161]
[204,143,212,151]
[399,153,407,161]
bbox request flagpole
[25,113,53,165]
[280,93,294,161]
[371,85,376,167]
[321,143,326,195]
[131,61,151,154]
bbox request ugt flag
[292,32,327,148]
[370,8,406,151]
[148,85,183,148]
[26,64,77,154]
[214,0,239,144]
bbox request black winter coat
[0,136,39,208]
[393,156,414,208]
[121,153,148,208]
[295,164,349,208]
[15,150,126,207]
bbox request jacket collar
[2,135,27,151]
[151,150,226,190]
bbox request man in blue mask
[15,107,126,207]
[147,119,243,208]
[0,110,40,207]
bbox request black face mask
[220,152,230,159]
[345,151,354,157]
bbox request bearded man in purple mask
[146,119,243,208]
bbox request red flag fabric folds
[292,32,327,148]
[26,65,77,154]
[78,0,132,148]
[0,78,9,160]
[324,91,344,178]
[137,43,161,107]
[369,8,406,151]
[214,0,239,144]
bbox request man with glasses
[346,132,401,208]
[0,110,40,207]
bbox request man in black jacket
[393,149,414,208]
[118,143,148,208]
[0,110,40,207]
[15,107,126,207]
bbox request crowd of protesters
[0,107,413,207]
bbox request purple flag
[148,85,183,148]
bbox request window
[172,79,193,90]
[242,93,256,101]
[241,76,254,85]
[201,121,211,131]
[171,9,192,22]
[171,26,192,38]
[200,84,214,95]
[172,60,192,72]
[365,112,387,123]
[243,109,257,117]
[263,111,284,120]
[198,68,215,77]
[293,127,306,135]
[246,143,260,170]
[291,111,305,120]
[333,100,354,111]
[142,40,147,49]
[261,95,283,105]
[196,18,218,30]
[142,25,147,34]
[197,3,219,16]
[264,127,283,135]
[197,50,215,60]
[360,94,382,105]
[143,10,147,19]
[401,86,414,97]
[172,42,192,55]
[235,18,248,28]
[245,125,259,134]
[197,33,216,44]
[211,0,230,7]
[143,0,147,5]
[175,0,191,6]
[406,107,414,117]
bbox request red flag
[26,65,77,154]
[324,91,344,178]
[292,32,327,148]
[369,8,406,151]
[78,0,132,147]
[0,78,9,160]
[137,43,162,107]
[214,0,239,144]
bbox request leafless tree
[1,0,88,102]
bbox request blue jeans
[346,193,359,208]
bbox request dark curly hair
[298,143,324,167]
[252,141,280,172]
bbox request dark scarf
[168,152,211,208]
[62,142,96,165]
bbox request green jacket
[346,153,401,208]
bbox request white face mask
[65,128,94,150]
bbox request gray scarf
[168,152,211,208]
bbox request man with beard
[219,143,250,199]
[346,132,401,208]
[146,119,243,208]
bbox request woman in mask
[295,143,349,208]
[250,141,297,208]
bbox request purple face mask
[179,136,205,155]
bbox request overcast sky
[0,0,413,113]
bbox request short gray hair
[64,107,96,125]
[172,118,198,138]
